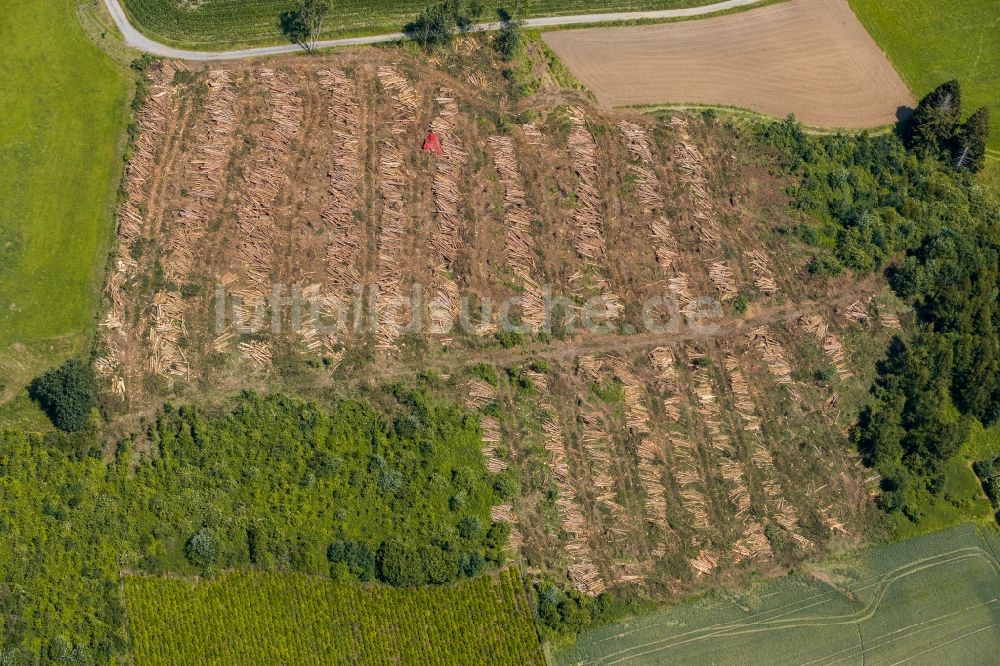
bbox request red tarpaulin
[422,131,443,154]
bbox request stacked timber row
[372,66,418,351]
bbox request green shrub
[28,359,96,432]
[905,80,962,153]
[185,529,218,569]
[327,540,376,581]
[495,329,524,348]
[468,362,498,386]
[404,0,482,50]
[493,21,522,61]
[377,539,424,586]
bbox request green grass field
[125,568,544,664]
[0,1,129,399]
[849,0,1000,180]
[119,0,727,47]
[558,524,1000,665]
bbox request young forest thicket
[757,82,999,520]
[0,390,511,663]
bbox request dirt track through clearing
[543,0,914,128]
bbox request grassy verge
[118,0,751,49]
[636,102,898,136]
[0,0,130,407]
[891,451,995,539]
[848,0,1000,187]
[125,568,543,664]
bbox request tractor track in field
[578,544,1000,665]
[101,0,765,61]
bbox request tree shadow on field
[894,105,915,141]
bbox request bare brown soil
[542,0,915,128]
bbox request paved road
[102,0,764,61]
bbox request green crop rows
[125,568,544,664]
[119,0,722,47]
[558,524,1000,665]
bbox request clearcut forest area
[120,0,726,45]
[2,0,1000,664]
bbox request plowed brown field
[542,0,914,128]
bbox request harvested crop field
[542,0,915,127]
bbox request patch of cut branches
[801,315,851,379]
[372,67,417,351]
[724,354,761,434]
[479,415,507,474]
[488,134,545,330]
[376,66,419,131]
[606,358,671,541]
[844,298,872,325]
[238,340,272,367]
[148,291,189,377]
[732,518,772,563]
[618,122,660,209]
[566,107,608,266]
[372,142,409,349]
[427,93,467,334]
[688,351,733,454]
[465,377,497,409]
[823,332,853,379]
[579,407,632,541]
[774,498,814,549]
[746,248,778,294]
[746,326,793,385]
[521,122,542,146]
[541,407,607,596]
[820,505,851,537]
[491,504,516,523]
[153,70,239,375]
[232,69,302,326]
[619,120,682,276]
[317,69,365,325]
[529,371,607,596]
[96,65,177,397]
[635,438,671,538]
[671,116,721,245]
[668,433,711,533]
[609,357,651,434]
[650,346,682,421]
[689,549,718,576]
[709,260,738,301]
[576,354,604,381]
[878,310,902,330]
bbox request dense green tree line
[758,83,999,519]
[0,390,508,663]
[904,80,990,173]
